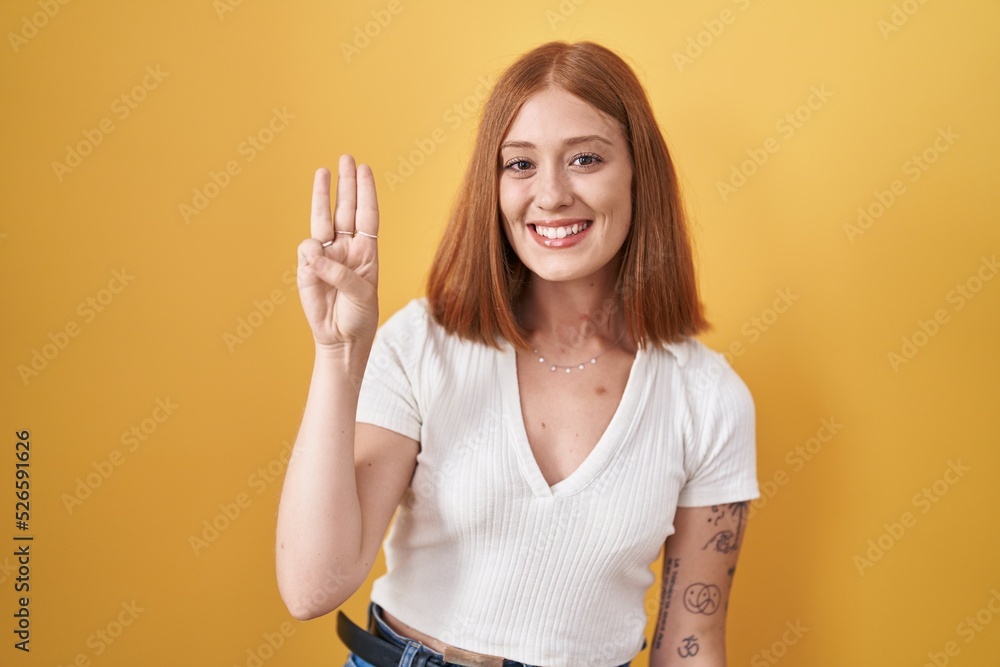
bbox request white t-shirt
[356,298,760,666]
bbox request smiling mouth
[529,221,591,239]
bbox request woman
[276,41,760,667]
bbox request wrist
[313,340,371,382]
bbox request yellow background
[2,0,998,664]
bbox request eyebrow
[499,134,614,151]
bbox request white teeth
[534,221,589,239]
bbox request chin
[521,260,606,285]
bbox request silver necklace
[532,331,626,374]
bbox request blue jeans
[343,602,632,667]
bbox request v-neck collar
[498,342,650,498]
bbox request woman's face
[498,86,633,285]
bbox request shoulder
[372,297,484,368]
[377,297,432,333]
[364,298,496,413]
[647,337,753,411]
[645,337,735,377]
[373,298,439,348]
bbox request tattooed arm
[650,502,750,666]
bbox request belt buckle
[442,646,505,667]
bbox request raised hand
[296,154,380,351]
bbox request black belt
[337,609,439,667]
[337,607,643,667]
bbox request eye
[572,152,603,169]
[503,158,534,173]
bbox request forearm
[650,556,729,666]
[650,616,726,666]
[275,344,370,618]
[651,504,750,666]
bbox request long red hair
[427,41,710,350]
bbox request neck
[517,266,624,353]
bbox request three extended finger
[334,154,358,236]
[354,163,380,244]
[310,168,333,241]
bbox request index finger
[310,167,333,241]
[355,163,379,241]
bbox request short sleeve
[355,301,425,442]
[676,354,760,507]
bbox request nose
[533,165,573,210]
